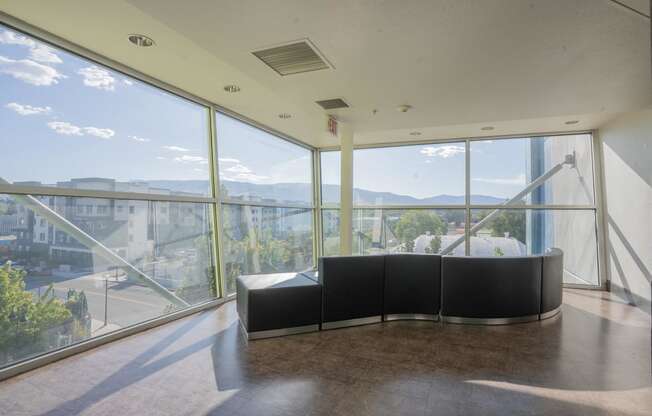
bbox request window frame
[317,132,606,290]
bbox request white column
[339,123,353,255]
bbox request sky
[0,23,591,202]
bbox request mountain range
[148,180,506,205]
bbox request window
[320,151,341,256]
[0,24,219,371]
[0,24,211,197]
[0,194,217,369]
[216,112,315,294]
[336,133,601,286]
[352,209,465,255]
[216,112,312,206]
[470,135,594,205]
[221,205,313,294]
[353,143,465,205]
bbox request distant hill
[148,180,505,205]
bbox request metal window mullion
[314,149,323,262]
[592,131,610,290]
[465,139,471,256]
[0,184,216,204]
[210,107,228,299]
[220,199,314,210]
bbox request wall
[599,108,652,313]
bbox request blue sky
[1,24,583,201]
[0,24,211,195]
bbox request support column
[339,123,353,255]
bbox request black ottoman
[236,272,321,339]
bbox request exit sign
[328,116,338,136]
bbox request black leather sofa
[236,249,563,339]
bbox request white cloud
[221,171,270,183]
[122,78,133,86]
[156,156,166,160]
[5,102,51,115]
[83,127,115,139]
[218,157,241,164]
[163,145,190,152]
[174,155,208,164]
[225,164,252,174]
[0,55,65,86]
[0,30,62,63]
[47,121,83,136]
[77,65,115,91]
[47,121,115,139]
[129,135,150,142]
[473,173,526,186]
[420,145,465,158]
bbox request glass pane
[470,135,595,205]
[321,209,340,256]
[221,204,313,294]
[353,143,465,206]
[470,209,599,285]
[216,113,312,206]
[320,151,340,206]
[0,25,211,197]
[0,193,216,369]
[352,209,465,255]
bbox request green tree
[482,210,526,243]
[0,262,72,364]
[429,235,442,254]
[394,211,447,250]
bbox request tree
[394,211,447,249]
[0,262,72,365]
[429,235,442,254]
[482,210,526,243]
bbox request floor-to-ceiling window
[0,24,219,369]
[320,150,341,256]
[215,113,315,295]
[320,133,601,286]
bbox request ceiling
[0,0,650,147]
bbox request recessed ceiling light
[224,85,241,93]
[278,113,292,119]
[565,120,579,125]
[128,34,155,47]
[397,105,412,113]
[481,126,494,131]
[410,131,421,136]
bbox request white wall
[599,108,652,313]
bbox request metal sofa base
[540,305,562,320]
[441,314,541,325]
[322,316,382,330]
[240,320,319,340]
[384,313,439,322]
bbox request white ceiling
[0,0,650,147]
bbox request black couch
[236,250,564,339]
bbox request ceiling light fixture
[224,85,241,93]
[481,126,494,131]
[410,131,422,136]
[397,105,412,113]
[565,120,579,125]
[278,113,292,119]
[128,34,155,47]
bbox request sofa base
[384,313,439,322]
[322,316,382,330]
[441,314,540,325]
[540,305,562,320]
[240,320,319,340]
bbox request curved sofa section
[236,250,564,339]
[441,256,543,324]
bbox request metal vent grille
[316,98,349,110]
[252,40,330,76]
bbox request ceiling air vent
[252,39,331,76]
[316,98,349,110]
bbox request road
[25,272,172,329]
